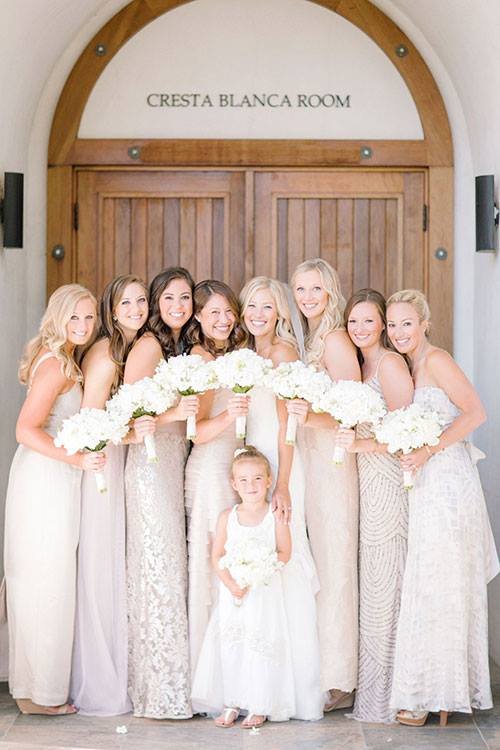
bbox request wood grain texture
[427,167,453,352]
[47,166,74,297]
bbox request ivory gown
[4,352,82,706]
[390,386,499,714]
[126,422,191,719]
[297,369,359,694]
[185,388,241,678]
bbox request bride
[240,276,323,721]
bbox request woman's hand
[399,446,431,474]
[334,427,356,453]
[131,415,157,444]
[173,395,200,422]
[286,398,309,425]
[226,394,250,421]
[79,451,106,472]
[272,484,292,525]
[227,581,248,600]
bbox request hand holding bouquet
[270,361,331,444]
[374,403,443,488]
[106,377,176,462]
[214,349,273,439]
[313,380,387,464]
[219,536,284,606]
[55,407,128,492]
[154,354,218,440]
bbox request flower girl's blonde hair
[232,446,272,478]
[18,283,97,385]
[240,276,298,353]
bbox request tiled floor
[0,678,499,750]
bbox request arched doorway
[47,0,453,349]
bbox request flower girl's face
[293,269,328,322]
[66,297,97,347]
[243,288,277,339]
[347,301,384,351]
[386,302,426,355]
[196,293,236,343]
[115,282,148,335]
[159,279,193,331]
[232,459,272,505]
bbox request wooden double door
[53,167,441,341]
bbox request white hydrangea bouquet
[313,380,387,464]
[55,407,128,492]
[214,348,273,439]
[154,354,218,440]
[374,403,443,489]
[106,377,176,463]
[269,360,331,445]
[219,536,284,606]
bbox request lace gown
[71,443,131,715]
[4,353,82,705]
[126,423,191,719]
[297,373,359,693]
[351,371,408,723]
[245,385,323,720]
[390,386,500,714]
[191,506,296,720]
[184,388,241,678]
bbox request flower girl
[191,446,295,728]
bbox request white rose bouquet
[154,354,218,440]
[219,536,284,606]
[106,377,176,463]
[313,380,387,464]
[214,349,273,439]
[270,360,331,445]
[55,407,128,492]
[374,403,443,489]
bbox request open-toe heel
[215,707,239,728]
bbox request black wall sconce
[0,172,24,248]
[475,175,499,252]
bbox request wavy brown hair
[344,288,398,366]
[98,274,148,394]
[187,279,246,357]
[145,267,195,359]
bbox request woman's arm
[212,509,247,599]
[123,334,162,383]
[275,515,292,565]
[81,342,116,409]
[16,358,104,471]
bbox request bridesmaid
[71,275,148,715]
[184,280,247,678]
[386,289,499,726]
[336,289,413,723]
[289,258,360,709]
[4,284,102,715]
[124,267,199,719]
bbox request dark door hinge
[423,203,428,232]
[73,202,79,231]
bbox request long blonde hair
[386,288,431,338]
[240,276,298,353]
[19,283,97,385]
[291,258,346,366]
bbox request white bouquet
[55,407,128,492]
[374,403,443,489]
[106,377,176,463]
[219,536,284,606]
[214,349,273,439]
[270,360,331,445]
[313,380,387,464]
[154,354,218,440]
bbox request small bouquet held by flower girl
[106,377,176,463]
[55,407,128,492]
[374,402,443,489]
[154,354,218,440]
[214,349,273,439]
[219,536,284,606]
[313,380,387,464]
[270,360,331,445]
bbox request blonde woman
[240,277,323,721]
[4,284,101,715]
[289,258,360,710]
[386,290,499,727]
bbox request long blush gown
[4,352,82,706]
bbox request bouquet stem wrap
[94,470,107,493]
[333,445,345,465]
[144,433,158,463]
[186,414,197,441]
[235,414,247,440]
[285,413,298,445]
[403,469,414,490]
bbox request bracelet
[424,445,433,457]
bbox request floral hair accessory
[233,447,249,458]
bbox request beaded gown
[4,353,82,705]
[390,386,499,714]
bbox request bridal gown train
[4,352,82,705]
[246,385,324,720]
